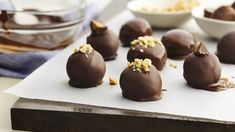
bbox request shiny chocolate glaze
[162,29,195,60]
[127,44,167,71]
[87,21,119,61]
[183,44,222,91]
[66,50,106,88]
[120,66,162,101]
[217,31,235,64]
[119,19,152,47]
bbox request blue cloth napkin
[0,3,99,78]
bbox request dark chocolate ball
[66,46,106,88]
[183,44,221,91]
[204,8,214,18]
[119,18,152,47]
[232,2,235,9]
[120,59,162,101]
[211,6,235,21]
[87,20,119,61]
[161,29,194,60]
[217,32,235,64]
[127,37,167,70]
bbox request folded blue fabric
[0,51,57,78]
[0,3,98,78]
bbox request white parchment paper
[5,10,235,123]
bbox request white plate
[127,0,192,28]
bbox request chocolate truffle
[183,42,222,91]
[232,2,235,9]
[120,59,162,101]
[211,6,235,21]
[204,3,235,21]
[66,44,106,88]
[127,36,167,70]
[87,20,119,61]
[119,18,152,47]
[216,31,235,64]
[161,29,195,59]
[204,8,214,18]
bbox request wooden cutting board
[11,98,235,132]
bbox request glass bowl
[0,0,86,52]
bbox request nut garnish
[130,36,162,48]
[191,42,209,56]
[79,44,93,55]
[219,77,235,88]
[128,58,152,73]
[90,20,107,32]
[109,77,117,85]
[169,63,177,69]
[139,0,198,13]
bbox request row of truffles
[66,18,235,102]
[86,19,152,61]
[85,18,195,63]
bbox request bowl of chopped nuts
[127,0,199,28]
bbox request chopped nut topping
[109,77,117,85]
[169,63,177,69]
[139,0,198,13]
[191,42,209,56]
[130,36,162,48]
[79,44,93,54]
[128,58,152,73]
[219,77,235,88]
[90,20,107,31]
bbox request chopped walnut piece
[139,0,198,13]
[90,20,107,31]
[79,44,93,54]
[128,58,152,73]
[169,63,177,69]
[130,36,162,48]
[109,77,117,85]
[219,77,235,88]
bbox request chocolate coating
[211,6,235,21]
[119,19,152,47]
[232,2,235,9]
[120,66,162,102]
[161,29,194,59]
[204,8,214,18]
[87,21,119,61]
[204,5,235,21]
[216,32,235,64]
[127,44,167,71]
[183,51,221,91]
[66,50,106,88]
